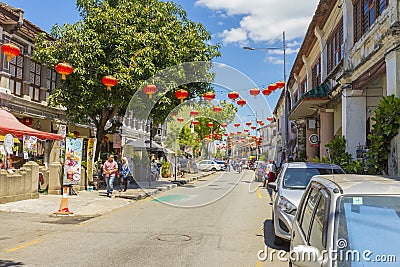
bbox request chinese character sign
[63,138,83,185]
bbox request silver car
[197,160,221,171]
[268,162,344,245]
[290,174,400,267]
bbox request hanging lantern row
[56,62,73,80]
[143,84,157,98]
[1,42,20,62]
[176,89,188,103]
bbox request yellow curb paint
[4,239,42,253]
[256,188,266,199]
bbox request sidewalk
[0,171,216,216]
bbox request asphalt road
[0,170,289,267]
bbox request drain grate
[157,234,191,242]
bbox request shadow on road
[263,220,289,252]
[0,259,24,267]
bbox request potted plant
[161,161,171,178]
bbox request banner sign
[63,137,83,185]
[113,133,121,149]
[86,138,97,183]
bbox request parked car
[214,160,227,171]
[254,161,267,182]
[290,174,400,267]
[197,160,221,171]
[268,162,344,245]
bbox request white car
[197,160,221,171]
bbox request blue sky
[4,0,319,129]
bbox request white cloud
[196,0,319,44]
[219,28,247,44]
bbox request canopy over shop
[0,109,62,168]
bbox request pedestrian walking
[265,160,277,202]
[103,155,118,197]
[119,157,131,192]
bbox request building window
[312,58,321,88]
[46,69,57,92]
[353,0,388,42]
[4,39,24,97]
[29,61,41,102]
[327,19,343,74]
[301,79,307,94]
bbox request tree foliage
[33,0,220,158]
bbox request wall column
[342,88,366,158]
[385,49,400,97]
[319,110,334,159]
[306,128,318,160]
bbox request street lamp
[243,31,288,162]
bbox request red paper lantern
[230,133,235,136]
[244,129,249,133]
[102,75,117,91]
[221,123,227,128]
[213,106,222,113]
[143,84,157,99]
[267,116,274,122]
[268,83,278,92]
[260,122,264,126]
[245,121,252,126]
[262,87,272,96]
[237,131,242,135]
[224,133,229,136]
[176,89,188,103]
[55,62,73,80]
[171,113,176,117]
[257,120,262,124]
[251,126,257,130]
[207,122,214,127]
[203,92,215,101]
[237,98,246,107]
[177,117,184,123]
[250,88,260,98]
[1,43,20,62]
[234,123,240,128]
[228,91,239,102]
[190,110,199,117]
[276,81,285,88]
[192,120,200,126]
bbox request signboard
[86,138,97,183]
[23,135,38,155]
[4,134,14,154]
[63,137,83,185]
[113,133,121,149]
[309,134,319,147]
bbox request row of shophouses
[259,0,400,176]
[0,2,156,169]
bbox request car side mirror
[290,245,323,267]
[267,182,277,191]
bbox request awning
[289,83,330,120]
[0,109,62,140]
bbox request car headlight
[278,196,297,215]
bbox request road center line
[4,239,42,253]
[255,188,266,199]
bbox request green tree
[33,0,220,158]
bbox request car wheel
[211,167,216,171]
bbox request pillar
[385,49,400,97]
[48,161,62,195]
[306,128,319,161]
[319,110,334,159]
[343,0,354,70]
[314,26,327,80]
[23,161,39,194]
[342,88,366,158]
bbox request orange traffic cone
[54,186,73,215]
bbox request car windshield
[282,167,343,189]
[335,196,400,266]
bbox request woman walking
[119,157,131,192]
